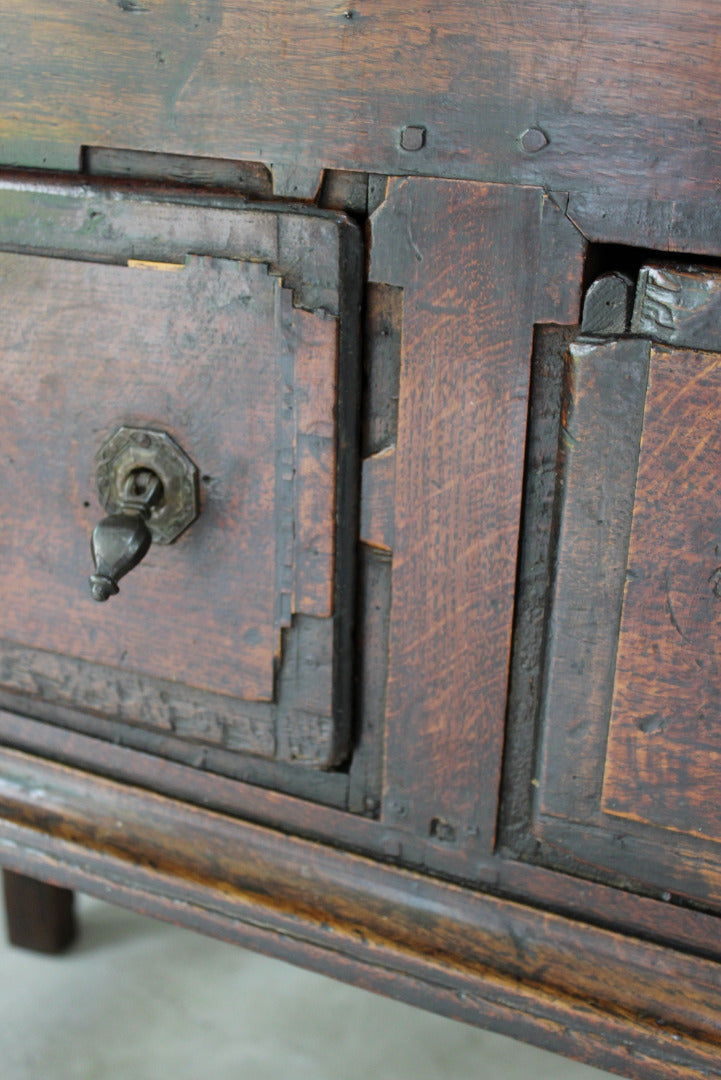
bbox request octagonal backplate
[95,425,199,545]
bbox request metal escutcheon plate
[95,426,199,545]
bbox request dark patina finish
[89,426,199,601]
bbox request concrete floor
[0,894,619,1080]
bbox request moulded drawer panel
[0,182,361,769]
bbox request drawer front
[0,179,361,768]
[529,263,721,908]
[602,343,721,839]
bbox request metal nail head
[400,125,426,152]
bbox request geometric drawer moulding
[0,176,361,769]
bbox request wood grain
[534,193,587,325]
[3,6,721,1071]
[0,254,285,700]
[0,641,277,760]
[83,146,273,197]
[347,547,391,815]
[359,448,396,552]
[2,706,720,963]
[603,347,721,841]
[292,307,338,617]
[370,179,540,863]
[537,336,650,824]
[519,330,721,909]
[2,748,721,1080]
[528,815,721,911]
[0,180,361,766]
[566,193,721,261]
[2,2,721,203]
[498,324,577,855]
[362,282,402,458]
[0,173,349,315]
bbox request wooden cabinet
[2,5,721,1079]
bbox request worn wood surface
[537,336,650,826]
[631,265,721,350]
[603,346,721,841]
[498,324,577,856]
[2,2,721,207]
[370,179,540,866]
[565,193,721,261]
[2,747,721,1079]
[2,869,76,954]
[2,3,721,1072]
[347,546,391,816]
[527,317,721,908]
[531,817,721,910]
[533,194,588,325]
[83,145,273,196]
[318,169,370,216]
[290,303,338,618]
[361,282,402,458]
[359,448,396,552]
[1,706,719,964]
[1,253,282,700]
[0,180,361,767]
[0,172,354,314]
[581,272,635,335]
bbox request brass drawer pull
[89,426,199,602]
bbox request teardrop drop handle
[89,512,153,602]
[89,427,200,602]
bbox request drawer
[514,261,721,909]
[0,176,361,770]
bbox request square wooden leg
[3,870,77,954]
